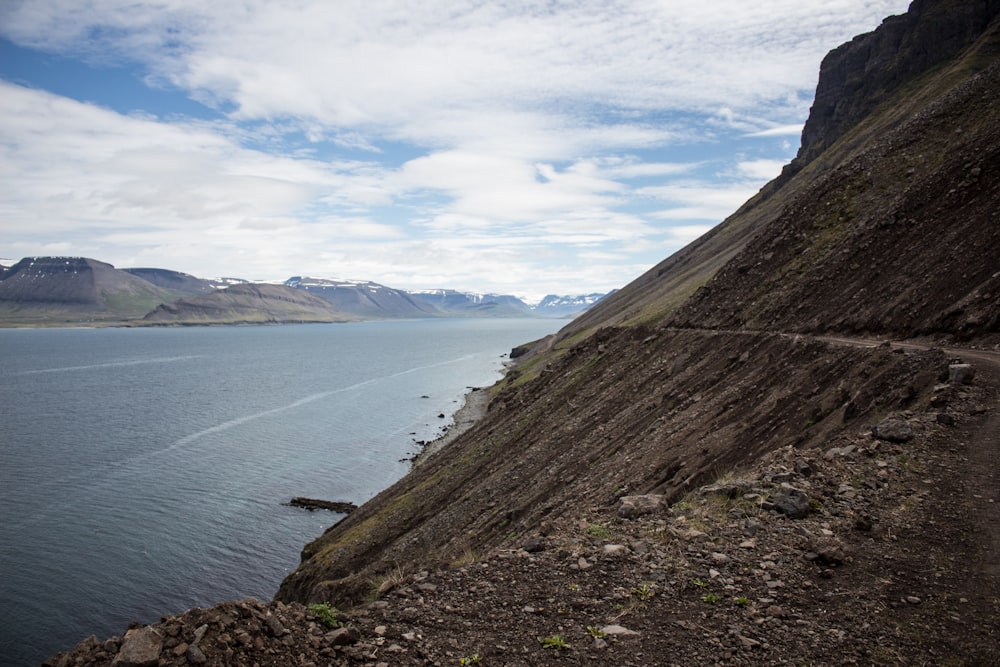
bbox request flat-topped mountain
[0,257,178,324]
[533,292,611,318]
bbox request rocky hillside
[46,1,1000,665]
[141,283,354,325]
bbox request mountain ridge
[0,259,604,325]
[140,283,354,325]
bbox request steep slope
[666,44,1000,341]
[277,0,1000,624]
[141,283,354,325]
[0,257,178,324]
[564,0,1000,343]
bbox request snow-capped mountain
[531,292,613,318]
[407,289,533,317]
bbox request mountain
[0,260,601,324]
[271,2,1000,663]
[122,268,231,294]
[532,292,611,318]
[284,276,439,319]
[141,283,353,325]
[0,256,178,324]
[408,289,533,317]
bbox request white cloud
[737,159,787,180]
[0,0,912,296]
[746,123,805,137]
[642,183,764,222]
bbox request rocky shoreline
[410,387,490,467]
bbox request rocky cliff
[794,0,1000,171]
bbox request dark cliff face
[278,0,1000,608]
[793,0,1000,172]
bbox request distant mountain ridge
[0,257,606,325]
[284,276,439,319]
[407,289,534,317]
[533,291,614,318]
[142,283,352,325]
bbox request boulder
[872,418,913,442]
[111,626,162,667]
[948,364,975,385]
[325,627,361,646]
[287,497,358,513]
[617,494,664,518]
[766,487,811,519]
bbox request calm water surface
[0,319,561,666]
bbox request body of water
[0,319,561,666]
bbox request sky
[0,0,911,303]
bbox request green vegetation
[537,634,570,650]
[701,592,722,603]
[459,654,482,665]
[735,595,752,606]
[632,582,655,601]
[306,602,340,628]
[586,625,606,639]
[585,523,612,539]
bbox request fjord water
[0,319,561,666]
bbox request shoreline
[410,334,554,466]
[411,386,490,466]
